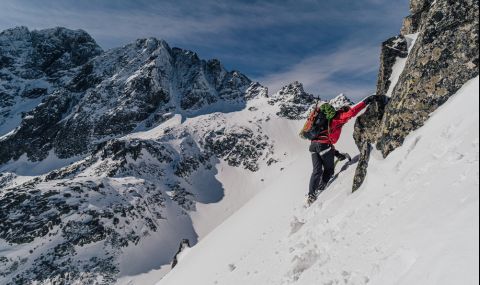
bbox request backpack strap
[313,118,333,143]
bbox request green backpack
[299,103,336,140]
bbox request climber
[306,95,384,204]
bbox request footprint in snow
[285,246,330,283]
[289,216,305,236]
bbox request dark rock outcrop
[171,239,191,268]
[352,35,408,191]
[0,89,76,163]
[375,36,408,97]
[353,0,479,191]
[203,127,273,172]
[377,0,479,156]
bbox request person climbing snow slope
[301,95,384,204]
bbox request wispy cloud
[0,0,408,101]
[0,0,243,46]
[0,0,407,47]
[258,44,380,101]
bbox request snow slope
[115,87,316,285]
[157,76,479,285]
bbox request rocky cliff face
[353,0,479,191]
[0,27,102,135]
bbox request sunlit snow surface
[156,77,479,285]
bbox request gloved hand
[363,95,389,105]
[363,95,379,105]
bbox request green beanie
[320,103,336,120]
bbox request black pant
[308,142,335,196]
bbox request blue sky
[0,0,409,100]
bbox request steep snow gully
[157,77,479,285]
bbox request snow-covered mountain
[0,30,254,165]
[0,26,322,285]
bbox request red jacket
[313,101,367,145]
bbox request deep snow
[156,76,479,285]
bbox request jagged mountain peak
[245,82,269,99]
[136,37,169,49]
[33,26,98,41]
[276,81,308,97]
[0,26,30,38]
[329,93,354,110]
[0,26,103,69]
[269,81,317,120]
